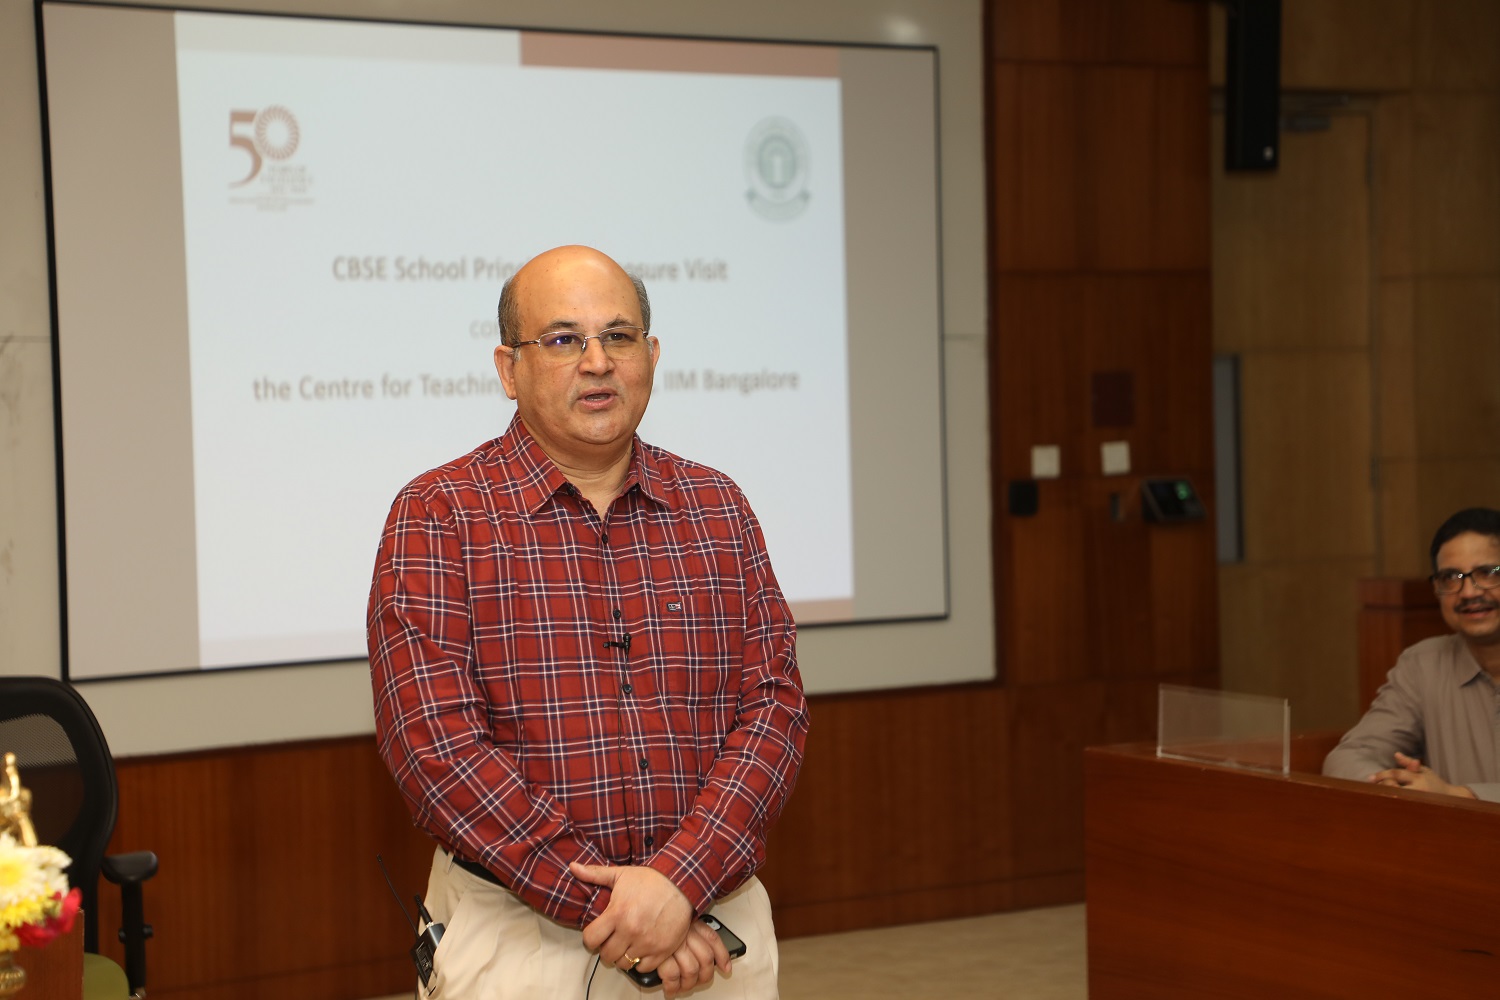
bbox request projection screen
[40,2,947,681]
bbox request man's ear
[494,344,519,401]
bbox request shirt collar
[630,440,675,511]
[498,413,674,514]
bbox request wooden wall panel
[1150,68,1213,269]
[993,273,1213,478]
[1236,350,1375,562]
[1009,672,1212,880]
[1375,97,1417,282]
[759,686,1011,936]
[989,0,1215,914]
[994,64,1210,273]
[1213,117,1374,354]
[1278,0,1414,91]
[1219,559,1374,730]
[1399,12,1500,600]
[991,0,1203,66]
[1414,461,1500,550]
[996,479,1215,689]
[1144,499,1222,677]
[1411,96,1500,274]
[1412,276,1500,455]
[997,477,1093,687]
[1082,274,1214,473]
[1083,500,1155,679]
[1210,96,1378,734]
[1414,0,1500,90]
[992,275,1085,463]
[96,738,433,1000]
[993,63,1084,271]
[1145,274,1215,472]
[1078,67,1160,269]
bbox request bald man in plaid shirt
[369,245,808,999]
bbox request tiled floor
[777,905,1086,999]
[365,903,1088,999]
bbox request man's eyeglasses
[510,326,650,363]
[1430,565,1500,596]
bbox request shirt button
[645,835,655,848]
[639,757,649,770]
[612,608,622,619]
[622,683,634,695]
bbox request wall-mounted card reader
[1141,477,1206,523]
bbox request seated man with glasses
[1324,507,1500,800]
[368,245,807,998]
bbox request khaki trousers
[420,848,780,999]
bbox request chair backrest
[0,676,119,953]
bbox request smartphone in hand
[625,913,747,988]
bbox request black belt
[454,855,507,889]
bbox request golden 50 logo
[228,106,301,187]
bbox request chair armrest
[101,850,158,886]
[100,850,157,995]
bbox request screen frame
[37,0,953,683]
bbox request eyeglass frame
[1429,564,1500,596]
[506,325,654,362]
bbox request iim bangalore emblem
[744,118,810,221]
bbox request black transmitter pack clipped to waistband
[410,898,444,987]
[377,854,445,988]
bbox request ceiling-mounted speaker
[1225,0,1281,172]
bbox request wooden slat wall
[989,0,1218,892]
[96,738,434,1000]
[88,2,1219,996]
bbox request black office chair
[0,676,156,999]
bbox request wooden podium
[1086,741,1500,998]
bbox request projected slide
[43,1,946,682]
[173,15,850,667]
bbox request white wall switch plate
[1031,444,1061,479]
[1101,440,1130,476]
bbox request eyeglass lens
[529,328,646,360]
[1432,566,1500,594]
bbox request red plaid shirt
[368,415,808,926]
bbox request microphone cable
[584,954,601,998]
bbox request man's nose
[577,336,615,373]
[1453,570,1496,599]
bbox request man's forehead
[536,312,634,330]
[1437,531,1500,565]
[518,257,636,308]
